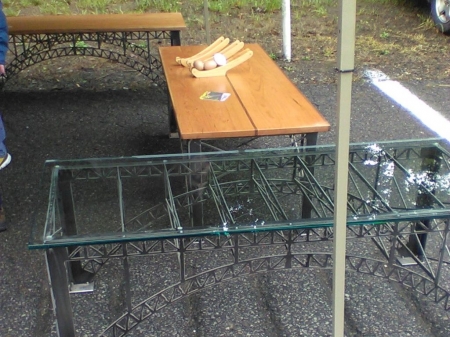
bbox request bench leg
[170,31,181,46]
[167,94,179,138]
[301,132,318,218]
[166,30,181,137]
[305,132,318,147]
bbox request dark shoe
[0,153,11,170]
[0,207,6,232]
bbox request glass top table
[30,138,450,249]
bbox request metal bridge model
[29,139,450,336]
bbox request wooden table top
[159,44,330,140]
[7,13,187,35]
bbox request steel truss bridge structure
[29,139,450,337]
[2,28,180,88]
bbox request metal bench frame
[1,14,186,88]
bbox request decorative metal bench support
[1,13,186,88]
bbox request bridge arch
[100,252,450,337]
[3,31,172,88]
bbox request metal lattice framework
[2,30,175,88]
[97,252,449,337]
[31,139,450,336]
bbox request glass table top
[29,138,450,249]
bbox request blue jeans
[0,114,6,157]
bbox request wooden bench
[1,13,186,88]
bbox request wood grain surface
[160,44,330,140]
[7,13,187,34]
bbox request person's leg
[0,114,6,155]
[0,113,11,170]
[0,114,9,231]
[0,192,5,232]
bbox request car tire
[431,0,450,34]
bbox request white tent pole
[282,0,291,61]
[333,0,356,336]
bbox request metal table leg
[58,170,94,287]
[187,140,209,226]
[409,147,442,259]
[46,247,76,337]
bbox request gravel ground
[0,52,450,337]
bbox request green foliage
[312,6,327,16]
[40,0,71,15]
[77,0,110,13]
[13,0,44,7]
[380,31,390,39]
[135,0,181,12]
[1,0,340,18]
[361,0,408,5]
[417,14,435,31]
[74,40,89,47]
[206,0,281,13]
[254,0,281,12]
[132,41,148,48]
[208,0,230,12]
[291,0,334,19]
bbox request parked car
[431,0,450,34]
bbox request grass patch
[77,0,116,13]
[416,13,435,31]
[135,0,181,13]
[2,0,332,16]
[360,0,409,5]
[39,0,71,15]
[356,35,398,56]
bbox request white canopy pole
[333,0,356,336]
[282,0,291,61]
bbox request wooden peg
[176,36,225,66]
[202,40,244,63]
[185,38,230,68]
[176,36,229,67]
[191,48,253,78]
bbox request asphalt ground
[0,59,449,337]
